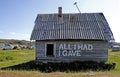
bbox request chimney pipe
[58,7,62,17]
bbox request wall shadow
[1,61,116,72]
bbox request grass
[0,49,35,68]
[0,49,120,77]
[107,49,120,71]
[0,70,120,77]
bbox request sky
[0,0,120,42]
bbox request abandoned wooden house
[30,7,114,63]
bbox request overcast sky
[0,0,120,42]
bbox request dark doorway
[46,44,54,56]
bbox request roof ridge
[37,12,103,15]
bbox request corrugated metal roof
[30,13,114,40]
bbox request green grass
[107,49,120,72]
[0,49,35,68]
[0,49,120,71]
[0,49,120,77]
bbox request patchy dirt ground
[0,71,120,77]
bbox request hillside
[0,39,34,46]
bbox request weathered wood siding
[36,40,108,62]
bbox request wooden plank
[36,40,108,62]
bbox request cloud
[9,32,16,35]
[0,30,4,33]
[8,32,30,40]
[18,33,30,40]
[3,32,30,40]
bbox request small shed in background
[112,42,120,51]
[30,7,114,63]
[112,45,120,51]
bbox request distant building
[30,7,114,63]
[30,44,35,49]
[112,42,120,51]
[108,40,115,48]
[2,44,13,50]
[112,45,120,51]
[0,43,4,47]
[0,42,14,50]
